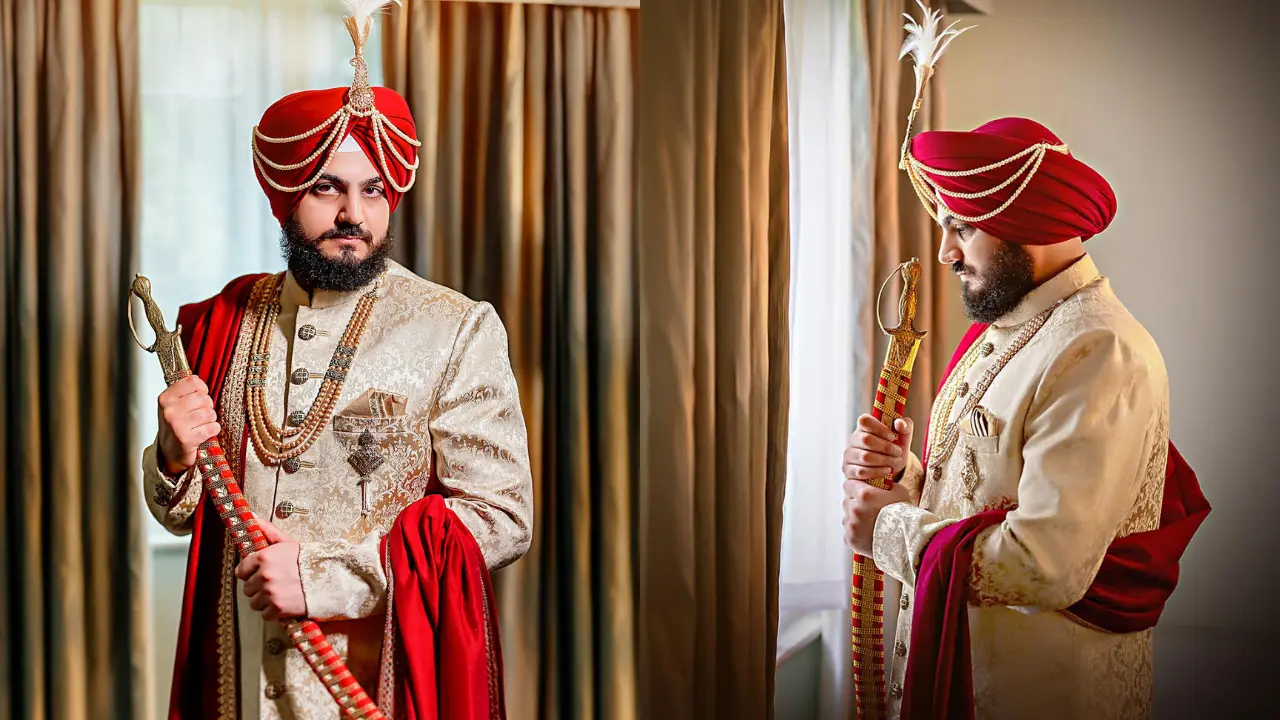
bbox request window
[134,0,385,544]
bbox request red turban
[252,86,419,225]
[906,117,1116,245]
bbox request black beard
[957,240,1037,324]
[280,217,392,293]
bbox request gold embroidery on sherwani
[959,446,981,504]
[216,274,274,719]
[217,534,238,719]
[223,262,531,717]
[876,258,1169,720]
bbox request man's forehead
[936,203,957,228]
[326,142,382,181]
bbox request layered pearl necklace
[244,274,381,465]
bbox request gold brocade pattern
[218,535,239,719]
[232,261,531,718]
[872,256,1171,720]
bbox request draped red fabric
[253,86,419,224]
[901,323,1212,720]
[908,118,1117,246]
[166,273,267,719]
[379,495,506,719]
[163,275,504,719]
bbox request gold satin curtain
[384,4,637,718]
[866,0,955,441]
[636,0,792,717]
[0,0,149,719]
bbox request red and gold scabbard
[129,275,386,720]
[852,258,927,720]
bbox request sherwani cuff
[898,451,925,505]
[872,501,956,587]
[142,442,200,534]
[297,533,387,621]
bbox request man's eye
[314,183,337,194]
[365,186,385,197]
[956,225,972,236]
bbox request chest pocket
[331,389,430,478]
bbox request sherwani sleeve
[299,532,388,621]
[872,330,1159,600]
[299,302,534,621]
[428,301,534,571]
[965,329,1159,610]
[872,449,954,587]
[141,438,202,535]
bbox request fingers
[892,418,914,448]
[188,422,222,445]
[844,479,877,503]
[856,414,895,442]
[843,461,895,481]
[252,514,292,545]
[846,432,903,459]
[234,553,261,581]
[160,375,209,404]
[243,572,265,598]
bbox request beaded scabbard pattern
[853,259,927,720]
[129,275,387,720]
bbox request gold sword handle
[128,274,192,386]
[853,258,929,720]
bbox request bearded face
[281,149,393,293]
[279,216,392,293]
[936,206,1038,324]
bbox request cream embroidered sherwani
[873,255,1169,720]
[142,259,533,719]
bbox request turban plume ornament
[894,1,1116,245]
[251,0,420,225]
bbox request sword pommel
[128,273,191,386]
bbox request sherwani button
[958,382,970,397]
[889,682,903,699]
[290,368,310,385]
[895,640,908,657]
[287,410,306,427]
[931,465,942,481]
[264,682,285,699]
[979,342,994,357]
[266,638,286,655]
[900,593,910,610]
[298,324,317,341]
[275,500,308,520]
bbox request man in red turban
[139,3,531,718]
[839,10,1207,720]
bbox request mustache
[319,222,374,243]
[952,261,971,275]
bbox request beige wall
[939,0,1279,714]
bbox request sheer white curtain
[779,0,875,717]
[133,0,385,545]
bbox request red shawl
[165,275,504,719]
[900,323,1211,720]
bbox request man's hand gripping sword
[851,259,927,719]
[130,275,387,719]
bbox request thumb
[892,418,914,447]
[252,513,294,545]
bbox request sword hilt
[128,274,192,386]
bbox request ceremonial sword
[852,258,927,720]
[130,274,387,719]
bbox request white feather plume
[898,0,971,96]
[341,0,400,25]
